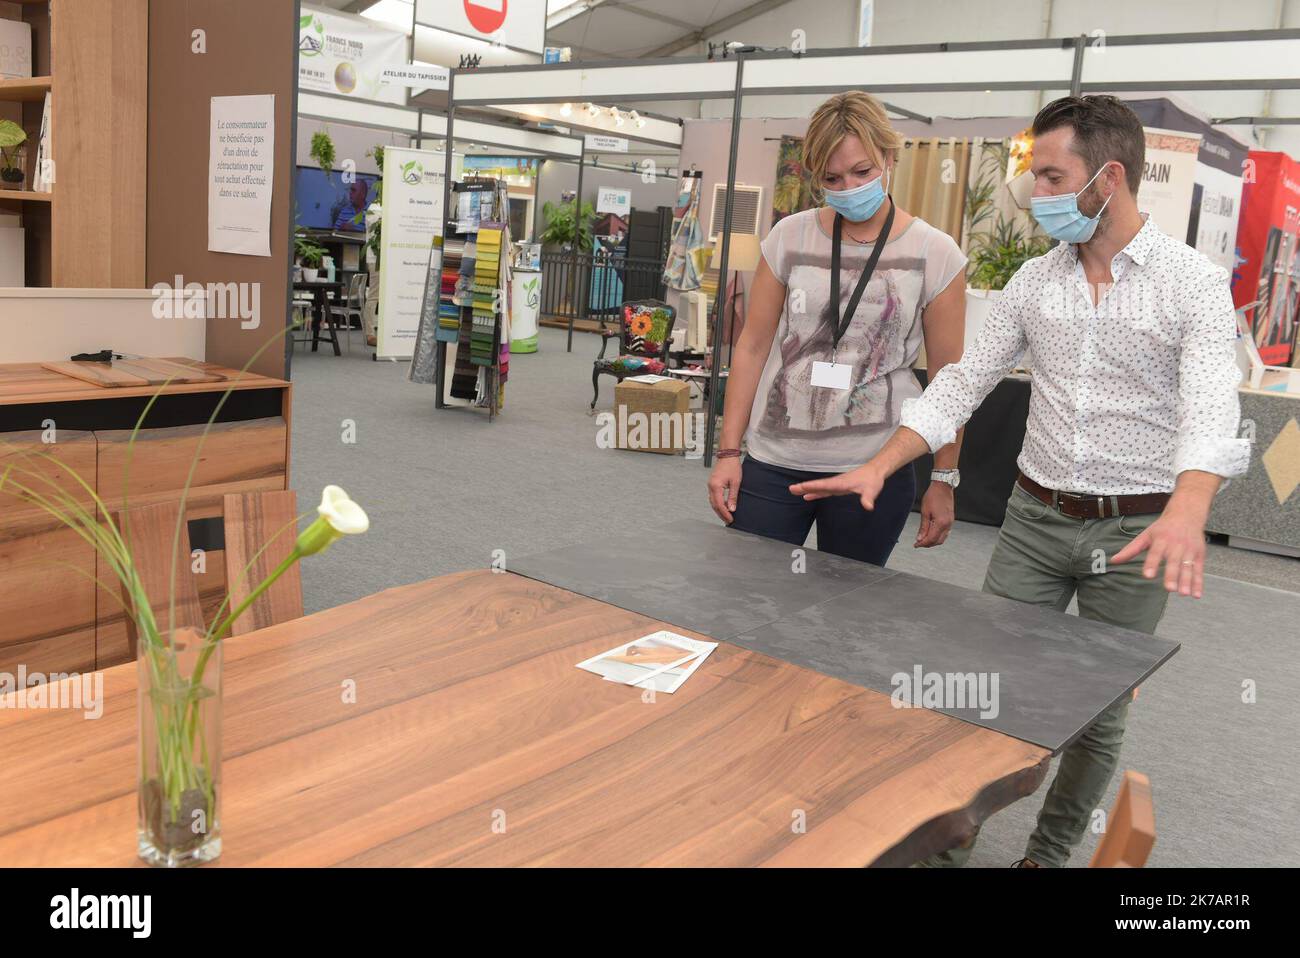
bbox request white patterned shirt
[899,216,1250,496]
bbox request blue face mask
[824,173,886,222]
[1030,164,1114,243]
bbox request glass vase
[137,628,222,867]
[0,150,26,191]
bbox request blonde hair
[802,91,903,198]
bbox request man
[789,95,1250,868]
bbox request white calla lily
[317,484,370,535]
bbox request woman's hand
[708,458,743,523]
[915,482,954,548]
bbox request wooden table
[0,571,1050,867]
[292,280,345,356]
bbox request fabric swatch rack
[432,176,513,421]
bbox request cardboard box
[612,376,691,455]
[0,19,32,79]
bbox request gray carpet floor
[287,326,1300,867]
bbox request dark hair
[1031,95,1144,195]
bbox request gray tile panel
[725,573,1179,752]
[511,518,896,638]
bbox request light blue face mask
[823,173,886,222]
[1030,163,1114,243]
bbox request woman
[707,90,967,566]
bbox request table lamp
[710,232,762,360]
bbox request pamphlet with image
[577,630,717,694]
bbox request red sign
[1233,151,1300,366]
[464,0,508,36]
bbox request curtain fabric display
[662,172,709,291]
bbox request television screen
[294,166,379,232]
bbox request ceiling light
[629,110,645,128]
[585,102,599,117]
[559,102,573,117]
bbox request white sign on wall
[299,5,408,105]
[597,187,631,217]
[381,63,451,93]
[415,0,548,55]
[378,147,457,361]
[584,134,628,153]
[1191,162,1244,275]
[1136,127,1201,244]
[207,94,275,257]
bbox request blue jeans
[728,455,916,567]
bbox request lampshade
[710,232,762,272]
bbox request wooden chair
[590,299,677,410]
[116,501,206,658]
[221,490,304,636]
[1089,770,1156,867]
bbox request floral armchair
[590,300,677,410]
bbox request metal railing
[539,251,667,326]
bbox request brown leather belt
[1016,472,1170,520]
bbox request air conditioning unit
[708,183,762,239]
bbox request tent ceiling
[547,0,798,59]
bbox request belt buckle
[1054,489,1101,517]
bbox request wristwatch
[931,469,961,489]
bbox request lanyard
[829,198,895,363]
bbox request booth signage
[584,134,628,153]
[377,147,451,361]
[299,5,408,105]
[597,187,631,217]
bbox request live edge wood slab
[0,571,1049,867]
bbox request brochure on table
[377,147,462,361]
[577,630,717,694]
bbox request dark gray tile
[727,573,1179,752]
[510,518,897,638]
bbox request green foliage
[968,218,1052,291]
[539,199,596,252]
[0,119,26,170]
[294,232,328,268]
[310,131,336,181]
[964,140,1053,291]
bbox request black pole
[436,74,455,409]
[568,141,586,352]
[1069,35,1086,96]
[703,55,745,468]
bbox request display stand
[433,176,512,421]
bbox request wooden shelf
[0,189,52,202]
[0,75,51,103]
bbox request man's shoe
[1011,857,1041,868]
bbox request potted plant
[295,233,328,281]
[539,198,596,253]
[310,130,336,181]
[0,120,27,190]
[962,141,1052,353]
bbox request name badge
[810,361,852,390]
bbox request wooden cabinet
[0,430,97,675]
[0,361,291,673]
